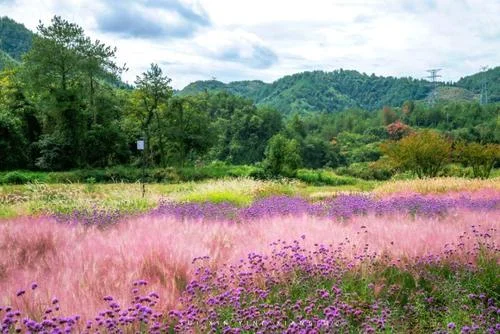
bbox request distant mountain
[179,70,437,113]
[456,66,500,103]
[0,16,33,60]
[179,68,499,113]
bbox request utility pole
[426,69,442,107]
[480,66,489,105]
[137,138,145,198]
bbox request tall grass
[0,209,497,321]
[170,178,295,205]
[374,177,500,195]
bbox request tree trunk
[154,111,166,167]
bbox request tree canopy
[0,15,498,178]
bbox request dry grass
[373,177,500,195]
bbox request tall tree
[133,63,173,166]
[22,16,125,169]
[165,96,211,167]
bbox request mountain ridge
[179,68,496,113]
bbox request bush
[336,162,394,181]
[1,171,29,184]
[381,130,452,178]
[440,164,474,178]
[0,164,279,185]
[0,171,49,184]
[454,142,499,179]
[263,134,302,177]
[296,169,358,186]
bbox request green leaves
[381,130,452,178]
[264,134,302,177]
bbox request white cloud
[0,0,499,88]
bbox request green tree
[381,130,451,178]
[0,110,28,169]
[0,69,40,168]
[23,16,85,93]
[454,141,499,179]
[22,16,124,169]
[133,63,173,166]
[165,96,211,167]
[264,134,302,177]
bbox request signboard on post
[137,139,145,198]
[137,140,144,151]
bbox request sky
[1,0,499,89]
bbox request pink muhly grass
[0,209,498,322]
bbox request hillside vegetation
[179,69,499,114]
[0,16,32,60]
[180,70,436,113]
[0,49,18,70]
[456,66,500,103]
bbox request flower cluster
[51,191,500,226]
[154,192,500,223]
[1,226,498,333]
[1,281,166,334]
[52,206,123,227]
[169,233,499,333]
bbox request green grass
[296,169,359,186]
[0,175,496,219]
[181,190,252,206]
[0,177,376,218]
[171,178,297,206]
[0,164,264,185]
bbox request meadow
[0,177,499,333]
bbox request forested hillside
[0,16,32,60]
[456,66,500,103]
[180,70,473,113]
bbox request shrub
[296,169,358,186]
[0,171,47,184]
[440,163,474,178]
[454,142,500,179]
[381,130,452,178]
[336,162,394,181]
[263,134,302,177]
[386,120,412,140]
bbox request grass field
[0,177,498,333]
